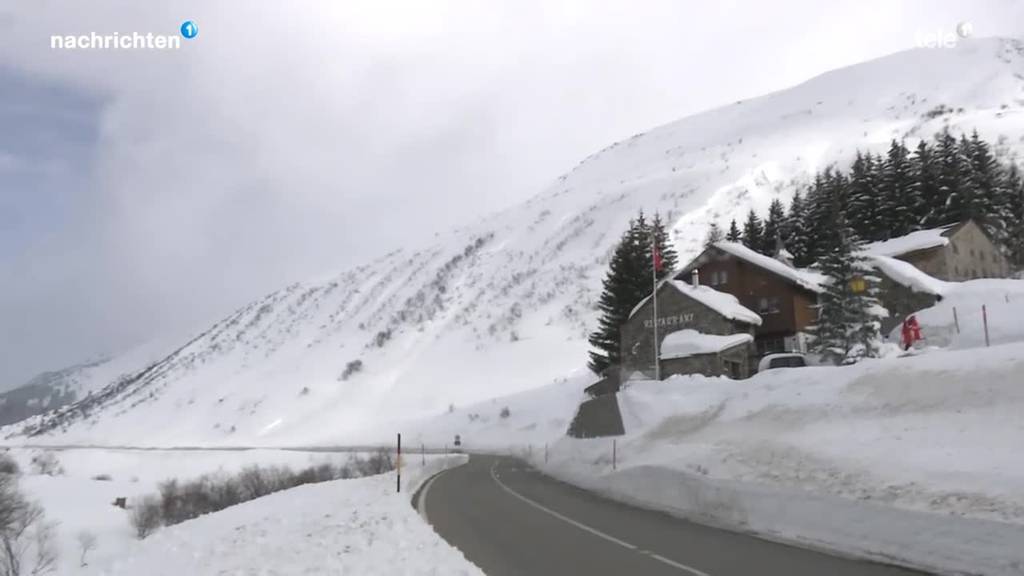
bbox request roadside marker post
[612,439,617,471]
[544,443,548,465]
[397,433,402,493]
[953,306,960,334]
[421,443,425,466]
[983,305,990,347]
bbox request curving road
[416,455,929,576]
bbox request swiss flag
[652,241,663,272]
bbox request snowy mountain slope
[9,37,1024,447]
[0,340,174,427]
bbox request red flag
[652,241,663,272]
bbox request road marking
[489,461,712,576]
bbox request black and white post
[651,234,660,381]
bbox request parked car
[758,352,808,372]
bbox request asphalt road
[416,455,930,576]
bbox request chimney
[691,269,700,288]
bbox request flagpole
[652,235,660,381]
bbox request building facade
[620,280,759,381]
[677,242,824,357]
[868,219,1010,281]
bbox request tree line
[713,130,1024,269]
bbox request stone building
[659,330,755,380]
[620,279,760,381]
[678,242,825,356]
[864,219,1010,281]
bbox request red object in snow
[901,315,922,350]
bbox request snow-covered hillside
[10,37,1024,447]
[0,340,173,427]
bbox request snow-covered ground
[1,448,474,575]
[75,454,476,576]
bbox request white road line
[489,461,712,576]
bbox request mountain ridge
[8,37,1024,446]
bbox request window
[758,297,780,314]
[718,270,728,285]
[969,248,975,257]
[952,244,959,254]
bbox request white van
[758,353,808,372]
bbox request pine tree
[880,140,916,238]
[1004,164,1024,269]
[649,213,679,276]
[587,218,651,375]
[786,191,812,267]
[741,209,763,251]
[936,130,972,225]
[726,219,742,242]
[761,199,786,255]
[809,209,881,364]
[965,130,1003,236]
[910,139,942,228]
[847,152,881,240]
[704,222,725,247]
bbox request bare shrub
[76,531,97,567]
[28,453,61,477]
[130,453,398,537]
[500,406,511,419]
[0,455,18,476]
[91,474,112,482]
[130,496,162,539]
[0,474,57,575]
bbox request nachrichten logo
[50,21,199,50]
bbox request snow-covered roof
[865,254,949,296]
[629,280,762,326]
[863,225,954,258]
[660,329,754,360]
[707,242,827,294]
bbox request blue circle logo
[180,21,198,39]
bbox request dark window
[952,244,959,254]
[969,248,975,257]
[719,270,728,285]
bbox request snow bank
[660,330,753,360]
[531,344,1024,574]
[902,278,1024,348]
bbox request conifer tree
[1004,164,1024,269]
[847,152,882,240]
[761,199,786,255]
[704,222,725,247]
[587,217,651,375]
[649,213,679,276]
[741,209,763,251]
[880,140,916,238]
[965,131,1003,236]
[785,191,812,267]
[910,139,943,228]
[809,210,880,364]
[726,219,742,242]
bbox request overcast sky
[1,0,1022,386]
